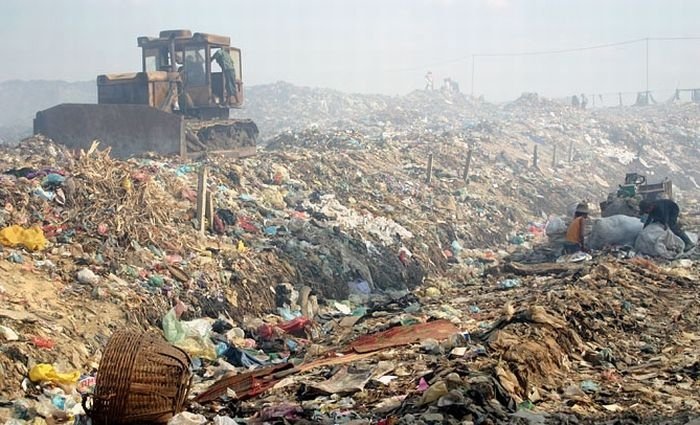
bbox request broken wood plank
[502,261,584,276]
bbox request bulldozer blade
[35,104,258,159]
[34,103,186,159]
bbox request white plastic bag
[545,217,566,236]
[634,223,685,259]
[168,412,207,425]
[588,215,643,250]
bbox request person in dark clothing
[571,95,580,108]
[211,49,237,103]
[639,199,694,251]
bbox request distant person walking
[212,49,237,103]
[425,71,434,91]
[571,95,580,108]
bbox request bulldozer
[600,173,673,217]
[34,29,258,159]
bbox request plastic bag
[162,308,186,343]
[168,412,207,425]
[261,188,286,209]
[0,225,48,251]
[545,216,566,236]
[634,223,685,259]
[601,198,639,218]
[162,308,217,360]
[588,215,643,250]
[220,345,264,368]
[258,317,311,340]
[213,417,237,425]
[29,364,80,385]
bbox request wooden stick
[463,148,473,183]
[532,145,538,169]
[206,191,215,233]
[426,153,433,184]
[552,145,557,167]
[196,165,208,233]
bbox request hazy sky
[2,0,699,101]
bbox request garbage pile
[176,255,698,424]
[234,82,489,139]
[243,82,700,202]
[0,85,699,424]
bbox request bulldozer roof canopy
[137,31,231,49]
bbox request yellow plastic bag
[29,363,80,385]
[0,225,48,251]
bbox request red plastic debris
[258,317,312,340]
[237,216,259,233]
[213,215,226,234]
[97,223,109,236]
[32,336,55,349]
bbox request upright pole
[532,145,538,169]
[463,148,473,183]
[645,37,649,97]
[196,165,208,233]
[552,145,557,168]
[206,192,215,233]
[426,154,434,184]
[568,141,573,162]
[471,55,475,98]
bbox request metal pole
[645,37,649,96]
[169,35,177,73]
[471,55,475,97]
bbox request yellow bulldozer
[34,29,258,158]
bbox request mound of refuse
[1,92,700,424]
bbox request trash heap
[0,85,699,424]
[167,255,699,424]
[242,82,700,201]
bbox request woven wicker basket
[85,331,192,424]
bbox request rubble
[0,85,699,424]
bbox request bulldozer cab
[136,30,244,118]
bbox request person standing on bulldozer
[212,48,237,103]
[639,199,695,251]
[564,202,590,254]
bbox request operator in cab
[211,48,237,103]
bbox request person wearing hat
[564,202,589,254]
[639,198,694,251]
